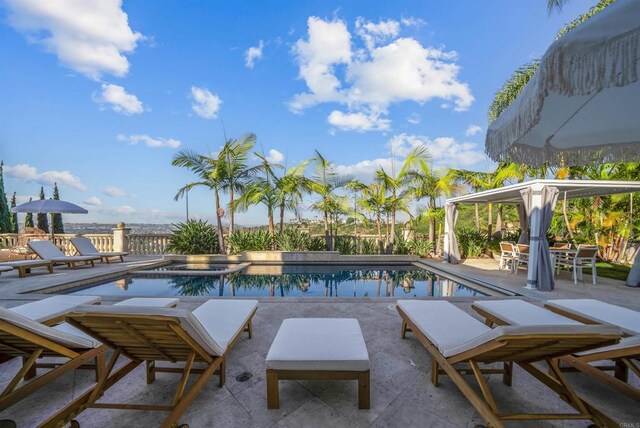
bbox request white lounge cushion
[10,295,100,323]
[0,266,12,272]
[397,300,491,357]
[0,306,96,349]
[69,300,257,356]
[192,300,258,353]
[397,300,620,358]
[473,300,581,326]
[115,297,179,307]
[576,335,640,357]
[54,298,180,345]
[70,237,128,257]
[547,299,640,335]
[27,240,97,262]
[266,318,370,371]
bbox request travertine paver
[0,299,638,427]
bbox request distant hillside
[63,223,174,234]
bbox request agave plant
[165,220,219,255]
[334,236,355,255]
[274,227,310,251]
[227,229,274,254]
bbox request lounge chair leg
[3,350,43,396]
[614,360,628,382]
[22,355,38,380]
[246,320,253,339]
[47,263,53,274]
[401,320,408,339]
[95,352,105,382]
[431,359,439,387]
[218,358,226,387]
[502,362,512,386]
[358,371,370,409]
[146,360,156,384]
[266,370,279,409]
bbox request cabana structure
[443,179,640,291]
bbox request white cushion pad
[0,305,96,349]
[0,266,12,272]
[192,300,258,353]
[397,300,621,358]
[474,300,581,326]
[547,299,640,335]
[266,318,370,371]
[10,295,100,323]
[116,297,179,307]
[397,300,491,357]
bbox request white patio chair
[555,245,598,284]
[498,241,517,272]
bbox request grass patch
[583,262,631,281]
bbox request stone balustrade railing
[128,234,171,255]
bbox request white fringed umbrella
[485,0,640,166]
[12,199,88,239]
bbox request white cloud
[4,0,143,80]
[355,17,400,51]
[407,113,420,124]
[94,83,144,115]
[4,163,87,191]
[289,17,473,131]
[327,110,390,132]
[334,157,395,181]
[265,149,284,164]
[245,40,264,68]
[113,205,136,215]
[83,196,102,207]
[190,86,222,119]
[116,133,181,149]
[103,186,129,198]
[388,133,486,167]
[400,17,426,28]
[465,124,483,136]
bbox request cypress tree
[52,182,64,233]
[36,186,50,233]
[10,192,18,233]
[0,161,12,233]
[25,211,34,228]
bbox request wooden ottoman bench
[266,318,370,409]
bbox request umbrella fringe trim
[495,140,640,167]
[486,25,640,163]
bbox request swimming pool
[68,264,488,298]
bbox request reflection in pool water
[69,265,486,298]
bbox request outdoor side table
[265,318,370,409]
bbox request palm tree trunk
[279,202,285,234]
[268,208,275,249]
[323,209,331,251]
[474,203,480,229]
[495,204,503,238]
[428,197,435,245]
[229,187,235,235]
[388,208,396,254]
[487,203,493,237]
[562,192,576,246]
[214,190,226,254]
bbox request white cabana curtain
[517,203,529,244]
[520,186,560,291]
[444,203,460,264]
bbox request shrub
[306,236,326,251]
[358,238,378,255]
[274,228,309,251]
[165,220,219,255]
[457,227,487,258]
[334,236,355,255]
[409,239,433,257]
[227,229,273,254]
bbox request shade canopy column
[443,202,460,264]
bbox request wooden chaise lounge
[397,300,622,428]
[473,299,640,402]
[27,240,99,269]
[0,259,54,278]
[0,297,178,411]
[70,237,128,263]
[42,299,258,428]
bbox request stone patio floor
[0,257,638,427]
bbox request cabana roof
[446,179,640,205]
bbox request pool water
[69,264,487,298]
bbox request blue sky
[0,0,597,225]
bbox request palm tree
[172,149,227,253]
[218,133,257,235]
[454,169,490,229]
[275,159,313,233]
[233,152,282,239]
[359,183,387,251]
[404,157,460,247]
[308,151,352,250]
